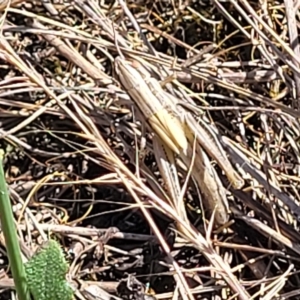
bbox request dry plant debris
[0,0,300,299]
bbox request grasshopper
[114,55,244,224]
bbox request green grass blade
[0,151,31,300]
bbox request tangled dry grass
[1,0,300,299]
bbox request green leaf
[25,239,73,300]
